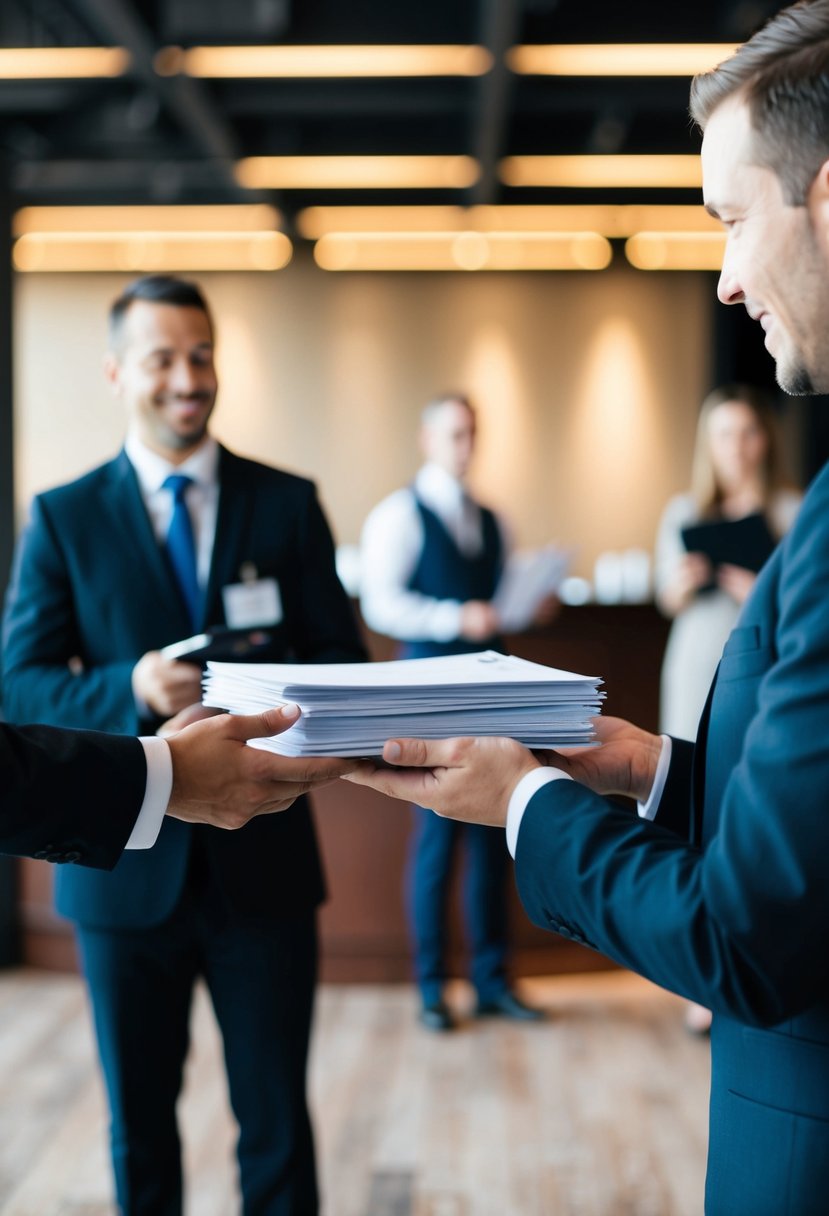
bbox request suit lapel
[203,446,255,628]
[102,451,193,636]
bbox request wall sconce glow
[156,44,492,78]
[499,155,702,190]
[625,232,726,271]
[0,47,129,78]
[507,43,739,77]
[297,203,720,238]
[313,231,612,272]
[13,204,282,236]
[12,231,293,273]
[236,156,480,190]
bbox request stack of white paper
[203,650,604,758]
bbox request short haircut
[690,0,829,204]
[420,392,475,428]
[108,274,213,348]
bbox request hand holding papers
[203,651,604,758]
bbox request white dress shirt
[359,462,510,643]
[124,432,220,585]
[505,735,673,858]
[123,433,221,850]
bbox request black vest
[400,492,504,659]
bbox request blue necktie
[162,473,201,629]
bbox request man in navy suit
[361,394,542,1030]
[0,708,356,867]
[346,4,829,1212]
[2,274,365,1215]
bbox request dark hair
[690,0,829,204]
[108,274,213,347]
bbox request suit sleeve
[2,495,138,731]
[287,484,367,664]
[0,722,145,867]
[515,473,829,1029]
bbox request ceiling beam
[65,0,248,197]
[468,0,521,205]
[12,158,242,199]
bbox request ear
[807,157,829,220]
[102,351,121,397]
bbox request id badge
[222,577,282,628]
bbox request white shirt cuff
[125,737,172,849]
[506,766,573,858]
[637,735,672,821]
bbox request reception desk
[14,603,671,979]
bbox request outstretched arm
[342,716,663,826]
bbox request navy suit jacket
[514,460,829,1214]
[0,723,143,866]
[2,445,365,929]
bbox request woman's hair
[690,384,786,516]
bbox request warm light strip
[499,155,702,189]
[297,203,720,238]
[0,47,130,79]
[157,44,493,78]
[236,155,480,190]
[625,231,726,271]
[13,204,282,237]
[313,231,613,272]
[12,231,293,273]
[507,43,739,77]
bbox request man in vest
[360,393,542,1030]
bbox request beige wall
[13,251,712,579]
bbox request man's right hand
[460,600,500,641]
[165,705,360,829]
[541,716,663,804]
[132,651,203,717]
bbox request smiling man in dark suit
[344,4,829,1213]
[2,274,365,1216]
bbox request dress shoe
[418,1000,454,1031]
[475,990,545,1021]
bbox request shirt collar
[414,462,466,511]
[125,433,220,497]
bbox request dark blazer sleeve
[2,494,137,730]
[283,480,366,664]
[0,722,145,867]
[515,468,829,1029]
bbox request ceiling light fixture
[499,155,702,190]
[0,47,129,79]
[313,231,612,272]
[297,203,719,238]
[507,43,739,77]
[236,155,480,190]
[13,204,282,236]
[156,44,493,78]
[12,204,289,272]
[624,231,725,271]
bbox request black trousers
[75,855,318,1216]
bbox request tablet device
[681,512,776,576]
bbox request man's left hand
[343,736,541,826]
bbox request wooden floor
[0,969,710,1216]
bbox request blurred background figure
[360,392,545,1031]
[654,383,801,1034]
